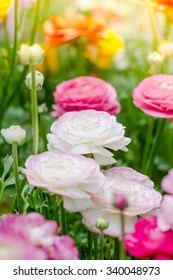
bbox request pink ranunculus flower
[0,234,47,260]
[125,216,173,260]
[22,151,104,212]
[0,213,78,260]
[82,172,162,237]
[133,74,173,119]
[52,76,121,118]
[161,169,173,195]
[0,212,59,246]
[42,236,79,260]
[47,110,130,165]
[102,166,154,189]
[157,195,173,231]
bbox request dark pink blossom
[52,76,121,117]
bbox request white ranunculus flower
[1,125,26,145]
[22,151,105,212]
[81,173,162,237]
[47,110,131,165]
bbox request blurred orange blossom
[43,13,106,45]
[153,0,173,20]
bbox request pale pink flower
[0,234,47,260]
[22,151,104,211]
[47,110,130,165]
[43,236,79,260]
[0,212,59,246]
[125,216,173,260]
[161,169,173,195]
[157,195,173,231]
[52,76,121,117]
[133,74,173,119]
[0,213,78,260]
[82,174,161,237]
[102,166,154,189]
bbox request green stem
[60,200,67,234]
[99,230,104,260]
[145,0,159,50]
[0,181,5,204]
[12,144,23,213]
[2,0,18,96]
[164,18,171,40]
[30,65,39,154]
[3,16,10,52]
[87,230,92,260]
[30,0,40,44]
[141,117,154,172]
[144,118,166,176]
[113,238,119,260]
[0,0,40,124]
[119,210,126,260]
[93,233,98,260]
[10,0,18,75]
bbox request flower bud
[113,193,128,210]
[96,217,109,231]
[38,103,48,114]
[18,44,44,65]
[1,125,26,145]
[147,51,163,65]
[25,71,44,91]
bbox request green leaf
[1,156,13,180]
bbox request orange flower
[153,0,173,20]
[43,13,106,46]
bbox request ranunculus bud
[1,125,26,145]
[96,217,109,231]
[25,71,44,91]
[38,103,48,114]
[113,193,128,210]
[147,51,163,65]
[18,44,44,65]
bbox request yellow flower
[157,40,173,57]
[0,0,11,19]
[85,28,124,68]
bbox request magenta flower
[133,74,173,119]
[0,213,78,260]
[161,169,173,195]
[52,76,121,117]
[125,216,173,260]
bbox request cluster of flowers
[43,11,124,68]
[125,169,173,260]
[0,212,78,260]
[22,108,162,238]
